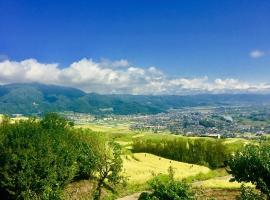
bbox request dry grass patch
[123,153,210,184]
[193,175,253,190]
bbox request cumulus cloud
[0,58,269,94]
[250,50,265,58]
[99,58,130,68]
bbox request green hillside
[1,83,270,116]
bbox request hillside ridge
[1,83,270,115]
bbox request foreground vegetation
[139,167,195,200]
[0,114,269,199]
[0,114,124,200]
[228,143,270,199]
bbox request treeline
[0,114,123,200]
[133,137,235,168]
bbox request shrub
[138,192,152,200]
[236,185,265,200]
[139,179,194,200]
[139,167,195,200]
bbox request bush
[139,179,194,200]
[236,185,265,200]
[139,167,195,200]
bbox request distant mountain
[0,83,270,115]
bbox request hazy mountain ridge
[0,83,270,115]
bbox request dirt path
[117,192,142,200]
[192,175,233,187]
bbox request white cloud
[0,58,269,94]
[99,58,130,68]
[250,50,265,58]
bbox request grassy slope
[123,153,210,183]
[71,122,253,199]
[0,116,254,199]
[194,176,245,189]
[78,123,249,189]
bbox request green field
[1,116,252,199]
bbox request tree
[0,117,77,199]
[72,129,97,180]
[93,140,125,200]
[0,113,97,199]
[40,112,72,130]
[227,143,270,198]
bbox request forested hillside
[1,83,270,115]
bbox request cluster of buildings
[8,105,270,139]
[130,106,270,138]
[59,111,95,124]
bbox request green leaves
[139,174,195,200]
[236,185,265,200]
[133,137,231,168]
[0,114,97,199]
[228,143,270,198]
[0,114,125,200]
[93,140,125,200]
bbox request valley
[0,84,269,199]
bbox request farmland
[0,114,261,199]
[74,121,253,199]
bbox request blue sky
[0,0,270,94]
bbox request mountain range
[0,83,270,115]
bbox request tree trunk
[94,176,106,200]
